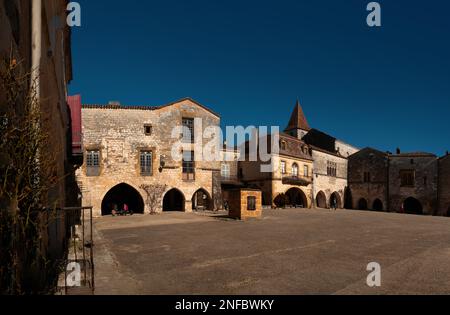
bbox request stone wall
[76,99,221,217]
[228,189,262,220]
[311,149,348,209]
[438,155,450,216]
[348,148,388,211]
[389,155,438,215]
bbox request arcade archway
[372,199,383,212]
[404,197,423,215]
[358,198,368,210]
[101,183,145,216]
[192,189,212,211]
[316,191,327,208]
[330,192,342,209]
[285,188,308,208]
[163,188,185,212]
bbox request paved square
[93,209,450,295]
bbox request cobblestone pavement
[92,209,450,295]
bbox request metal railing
[59,206,95,295]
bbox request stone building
[284,102,358,209]
[438,153,450,216]
[389,152,438,215]
[348,148,440,215]
[1,0,79,291]
[1,0,77,208]
[76,98,222,217]
[239,132,314,209]
[347,148,389,211]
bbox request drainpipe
[31,0,42,105]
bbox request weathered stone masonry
[76,98,221,217]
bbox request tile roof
[285,100,311,132]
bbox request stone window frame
[139,149,154,177]
[327,161,337,177]
[363,171,371,183]
[221,163,230,178]
[280,160,287,175]
[182,150,195,181]
[291,163,299,177]
[144,124,153,136]
[85,147,101,177]
[304,165,309,177]
[400,169,415,187]
[247,196,257,211]
[182,117,195,144]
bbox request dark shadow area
[285,188,307,208]
[358,198,368,210]
[316,191,327,208]
[372,199,383,212]
[163,189,185,212]
[344,187,353,209]
[101,183,144,216]
[192,189,212,211]
[404,197,423,215]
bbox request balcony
[281,175,312,186]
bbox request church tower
[284,100,311,140]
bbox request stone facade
[228,189,262,220]
[388,153,438,215]
[348,148,441,215]
[347,148,389,211]
[438,154,450,216]
[239,133,314,208]
[311,148,348,209]
[76,98,221,217]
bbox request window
[182,151,195,180]
[221,163,230,178]
[304,165,309,177]
[363,172,371,183]
[140,151,153,176]
[281,161,286,174]
[247,196,256,211]
[86,150,100,176]
[292,163,299,177]
[400,170,415,187]
[182,118,194,143]
[280,141,287,151]
[327,161,337,177]
[144,125,152,136]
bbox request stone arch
[403,197,423,215]
[358,198,368,210]
[330,192,342,209]
[274,193,288,208]
[316,191,327,208]
[372,199,383,212]
[285,188,308,208]
[344,187,353,209]
[191,188,212,211]
[101,183,145,216]
[163,188,186,212]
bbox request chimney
[396,148,401,154]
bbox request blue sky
[69,0,450,155]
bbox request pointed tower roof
[285,100,311,132]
